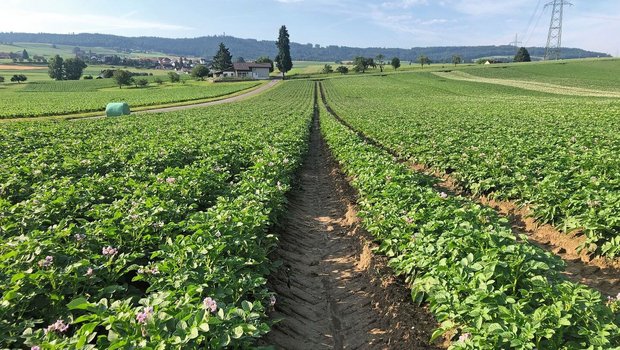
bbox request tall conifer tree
[212,43,233,71]
[275,26,292,79]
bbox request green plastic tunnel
[105,102,131,117]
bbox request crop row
[0,81,260,118]
[0,81,314,348]
[23,79,119,92]
[322,74,620,258]
[319,95,620,349]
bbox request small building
[232,62,272,80]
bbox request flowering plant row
[319,103,620,349]
[0,81,313,348]
[322,75,620,258]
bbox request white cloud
[364,7,451,44]
[442,0,533,16]
[0,9,193,35]
[381,0,428,9]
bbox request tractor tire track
[262,84,439,349]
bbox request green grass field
[0,64,170,83]
[0,42,167,59]
[462,58,620,92]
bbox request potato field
[0,80,260,119]
[1,59,619,349]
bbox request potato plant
[323,74,620,258]
[0,81,260,118]
[320,104,620,349]
[0,81,314,348]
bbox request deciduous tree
[113,70,133,89]
[452,55,462,66]
[391,57,401,70]
[168,71,180,83]
[22,49,29,60]
[191,64,209,80]
[64,57,87,80]
[353,57,374,73]
[336,66,349,74]
[322,64,333,74]
[136,78,149,88]
[375,54,386,72]
[418,55,431,67]
[48,55,64,80]
[11,74,27,83]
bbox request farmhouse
[232,62,272,80]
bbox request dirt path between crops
[318,82,620,298]
[433,71,620,98]
[415,165,620,297]
[262,87,440,349]
[72,80,279,121]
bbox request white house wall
[251,68,270,80]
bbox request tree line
[0,32,610,62]
[47,55,87,80]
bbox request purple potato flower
[203,297,217,313]
[136,307,153,324]
[38,256,53,268]
[458,333,471,342]
[102,246,118,257]
[44,319,69,334]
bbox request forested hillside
[0,32,610,62]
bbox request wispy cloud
[0,0,617,54]
[381,0,428,10]
[0,9,193,35]
[441,0,533,16]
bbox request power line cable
[524,1,546,46]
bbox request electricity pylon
[544,0,572,60]
[510,33,522,54]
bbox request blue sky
[2,0,619,55]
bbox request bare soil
[262,101,439,349]
[317,81,620,297]
[0,64,46,70]
[480,197,620,297]
[415,163,620,297]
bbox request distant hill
[0,32,610,63]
